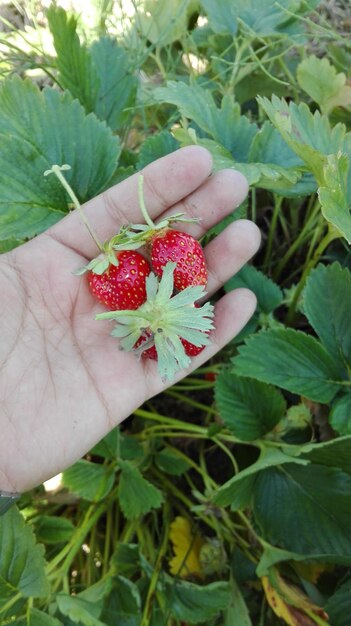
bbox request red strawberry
[88,250,151,310]
[150,229,207,290]
[134,330,206,361]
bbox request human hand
[0,146,260,492]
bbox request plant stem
[263,195,283,271]
[138,174,156,228]
[286,227,339,325]
[48,165,103,251]
[140,503,171,626]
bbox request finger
[204,219,261,297]
[48,146,213,258]
[162,168,249,238]
[156,288,257,388]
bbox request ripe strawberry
[96,262,214,381]
[134,330,206,361]
[88,250,151,310]
[150,229,207,290]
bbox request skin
[0,146,261,493]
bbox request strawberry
[96,262,214,381]
[134,330,206,361]
[112,175,208,291]
[150,229,207,290]
[88,250,151,310]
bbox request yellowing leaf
[169,516,205,579]
[261,569,329,626]
[293,561,332,584]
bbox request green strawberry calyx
[111,175,201,251]
[95,262,215,381]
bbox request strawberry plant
[0,1,351,625]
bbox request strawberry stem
[44,164,103,252]
[138,175,156,230]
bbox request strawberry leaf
[257,95,351,181]
[0,507,50,605]
[215,371,286,441]
[302,262,351,369]
[154,83,257,162]
[0,76,120,241]
[233,328,344,403]
[47,6,137,130]
[318,153,351,243]
[297,55,351,115]
[118,461,164,520]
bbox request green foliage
[0,508,49,605]
[1,1,351,624]
[0,76,120,240]
[215,371,286,440]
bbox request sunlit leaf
[297,55,351,115]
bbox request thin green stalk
[140,503,171,626]
[46,165,103,251]
[0,592,22,617]
[272,199,321,281]
[47,502,106,578]
[165,389,217,415]
[286,228,339,325]
[134,408,208,434]
[263,195,283,270]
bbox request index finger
[48,146,213,258]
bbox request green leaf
[256,544,309,577]
[257,96,351,181]
[299,435,351,474]
[62,460,115,501]
[0,507,50,606]
[324,577,351,626]
[91,428,121,460]
[233,328,343,403]
[118,461,164,519]
[329,395,351,436]
[90,37,138,130]
[0,76,120,240]
[155,84,257,162]
[47,6,98,112]
[248,121,317,196]
[56,593,105,626]
[213,447,309,508]
[215,371,286,441]
[110,544,141,578]
[223,577,252,626]
[155,448,190,475]
[166,579,231,622]
[200,0,307,36]
[297,55,351,115]
[11,609,63,626]
[100,576,141,621]
[253,463,351,561]
[318,153,351,243]
[137,131,179,170]
[303,262,351,368]
[225,264,283,314]
[134,0,195,46]
[33,515,75,544]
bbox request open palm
[0,147,260,493]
